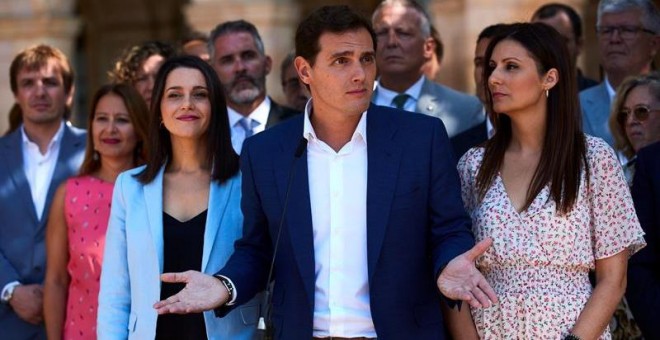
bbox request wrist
[1,281,21,304]
[214,275,236,306]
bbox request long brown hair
[477,23,588,214]
[79,84,149,176]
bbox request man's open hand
[437,238,498,308]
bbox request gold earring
[545,89,549,98]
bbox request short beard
[229,87,262,105]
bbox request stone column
[0,0,80,133]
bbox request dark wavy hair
[478,22,588,215]
[136,55,239,184]
[80,83,149,176]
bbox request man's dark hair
[295,5,377,66]
[532,3,583,40]
[208,20,265,60]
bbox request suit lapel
[274,125,315,307]
[144,166,165,273]
[583,83,610,134]
[416,78,439,116]
[201,177,234,273]
[265,98,282,128]
[365,107,402,281]
[1,130,39,224]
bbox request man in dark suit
[531,3,599,92]
[0,45,85,339]
[371,0,485,161]
[155,5,496,339]
[208,20,299,154]
[628,141,660,339]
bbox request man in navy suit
[0,45,85,339]
[208,20,299,154]
[155,5,496,339]
[627,141,660,339]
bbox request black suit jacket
[627,141,660,339]
[450,120,488,161]
[265,99,300,129]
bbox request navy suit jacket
[627,141,660,339]
[0,124,85,339]
[217,104,474,339]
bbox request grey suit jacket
[580,82,614,147]
[415,77,484,139]
[0,124,86,340]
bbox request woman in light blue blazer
[98,56,259,340]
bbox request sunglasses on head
[617,105,658,125]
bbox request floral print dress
[457,136,646,339]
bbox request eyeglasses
[617,105,659,125]
[596,25,656,40]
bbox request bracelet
[564,334,582,340]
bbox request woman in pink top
[44,84,148,339]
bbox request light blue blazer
[580,82,614,147]
[97,166,259,340]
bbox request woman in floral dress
[449,23,646,339]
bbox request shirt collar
[21,120,66,150]
[374,75,425,103]
[227,96,272,127]
[303,99,368,145]
[604,77,616,103]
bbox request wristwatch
[214,275,236,305]
[1,282,20,304]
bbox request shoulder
[579,83,606,102]
[428,82,481,107]
[636,141,660,168]
[370,104,444,132]
[115,165,148,189]
[252,113,303,143]
[585,135,616,159]
[584,135,620,177]
[0,128,21,147]
[457,146,484,173]
[64,123,87,141]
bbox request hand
[437,238,498,308]
[10,284,44,325]
[153,270,229,314]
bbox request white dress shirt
[228,97,271,154]
[303,100,376,337]
[21,121,65,220]
[372,75,425,112]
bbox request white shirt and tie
[372,76,425,112]
[228,97,272,154]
